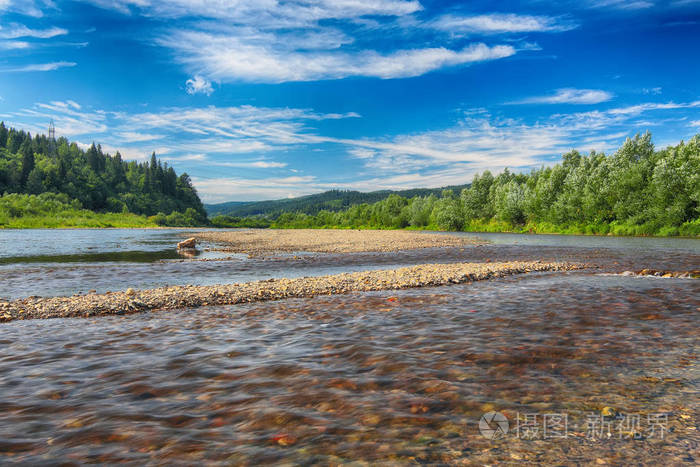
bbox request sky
[1,0,699,203]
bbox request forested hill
[205,186,471,218]
[0,122,206,220]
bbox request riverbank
[0,193,208,228]
[0,261,580,321]
[195,229,484,256]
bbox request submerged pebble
[0,261,580,322]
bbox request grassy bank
[0,193,207,228]
[458,219,700,237]
[0,211,159,228]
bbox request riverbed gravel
[195,229,484,256]
[0,261,580,322]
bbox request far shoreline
[1,224,699,239]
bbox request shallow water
[1,229,699,300]
[1,271,698,464]
[0,229,698,464]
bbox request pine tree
[20,140,35,188]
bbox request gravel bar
[0,261,581,322]
[195,229,484,256]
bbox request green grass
[264,219,700,238]
[0,212,158,229]
[1,192,160,228]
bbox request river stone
[177,237,197,249]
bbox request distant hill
[205,186,471,218]
[204,201,254,217]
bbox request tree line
[209,186,471,218]
[0,122,207,225]
[217,133,699,236]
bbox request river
[0,229,698,464]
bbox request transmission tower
[48,119,56,157]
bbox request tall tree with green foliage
[0,122,207,222]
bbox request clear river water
[0,229,698,464]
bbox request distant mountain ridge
[205,186,471,218]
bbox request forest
[215,133,700,237]
[0,122,207,227]
[2,121,698,235]
[206,186,471,218]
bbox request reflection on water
[0,272,697,464]
[0,250,184,265]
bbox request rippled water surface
[1,229,699,300]
[0,229,698,464]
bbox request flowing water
[0,229,698,464]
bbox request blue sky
[1,0,699,202]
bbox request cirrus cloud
[508,88,614,105]
[185,75,214,95]
[430,13,577,34]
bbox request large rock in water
[177,237,197,249]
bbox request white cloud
[167,31,516,82]
[3,61,76,72]
[348,148,376,159]
[82,0,422,23]
[82,0,526,83]
[162,153,207,162]
[587,0,654,9]
[0,0,55,17]
[191,175,321,202]
[213,160,288,168]
[643,87,662,95]
[10,97,700,202]
[4,101,356,172]
[605,100,700,115]
[0,24,68,39]
[430,14,577,34]
[327,99,700,190]
[185,75,213,95]
[510,88,614,105]
[0,40,30,49]
[116,131,164,142]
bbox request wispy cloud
[509,88,614,105]
[83,0,529,83]
[328,99,700,190]
[9,98,700,202]
[164,30,515,82]
[430,13,577,35]
[115,131,164,143]
[0,0,56,18]
[3,61,76,72]
[587,0,655,9]
[3,101,357,172]
[82,0,422,22]
[191,175,320,202]
[185,75,213,96]
[0,40,30,49]
[0,23,68,39]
